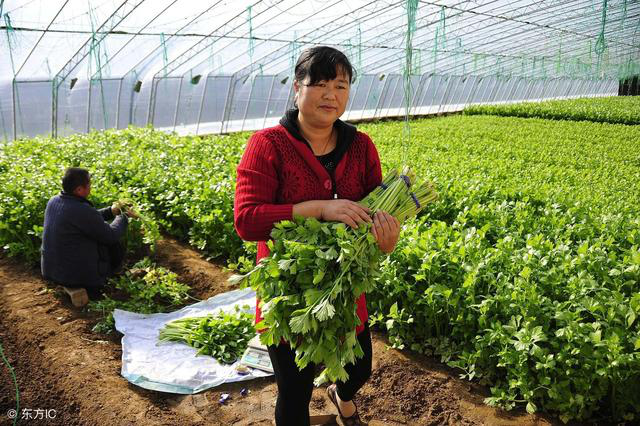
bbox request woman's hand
[371,211,400,254]
[320,199,372,229]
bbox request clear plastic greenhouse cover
[0,0,637,141]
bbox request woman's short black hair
[294,46,355,85]
[62,167,90,193]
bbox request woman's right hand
[320,199,372,229]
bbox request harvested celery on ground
[157,307,254,364]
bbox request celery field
[1,101,640,422]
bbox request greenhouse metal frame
[0,0,638,141]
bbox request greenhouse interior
[0,0,638,141]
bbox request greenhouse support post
[87,79,93,133]
[563,79,574,98]
[554,78,564,99]
[496,77,508,102]
[546,78,559,100]
[588,80,595,97]
[517,77,524,98]
[451,75,466,107]
[345,78,358,115]
[473,77,487,104]
[517,77,528,101]
[558,78,567,100]
[566,79,575,98]
[488,76,502,104]
[446,76,461,110]
[560,78,571,99]
[377,74,390,115]
[172,77,184,131]
[476,78,490,104]
[437,75,453,113]
[573,79,582,98]
[388,75,403,115]
[241,76,256,132]
[146,77,157,126]
[262,75,277,129]
[538,77,549,100]
[578,79,588,97]
[115,79,123,129]
[593,79,602,96]
[503,77,515,101]
[479,76,494,105]
[419,74,436,111]
[570,79,581,98]
[221,73,237,134]
[577,79,588,97]
[505,76,519,102]
[437,75,455,113]
[422,74,437,106]
[464,75,479,106]
[550,78,560,100]
[534,78,545,100]
[460,75,475,109]
[491,77,504,103]
[523,79,536,101]
[409,73,427,115]
[11,78,16,141]
[580,79,589,97]
[585,79,592,97]
[360,76,376,120]
[595,80,604,97]
[489,77,501,103]
[283,78,294,114]
[464,76,482,106]
[589,79,597,98]
[547,78,557,100]
[195,72,212,135]
[373,75,390,119]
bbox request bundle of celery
[230,167,437,384]
[158,307,255,364]
[114,198,161,252]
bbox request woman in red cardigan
[234,46,400,426]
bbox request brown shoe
[326,384,366,426]
[62,286,89,307]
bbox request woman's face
[294,69,350,127]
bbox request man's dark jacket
[41,192,128,288]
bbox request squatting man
[41,167,138,300]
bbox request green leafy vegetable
[88,258,192,333]
[463,96,640,125]
[158,307,255,364]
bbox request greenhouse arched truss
[0,0,638,142]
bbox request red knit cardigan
[234,124,383,335]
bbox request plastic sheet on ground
[113,288,271,394]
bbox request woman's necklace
[308,127,334,156]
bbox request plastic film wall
[0,0,637,141]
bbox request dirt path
[1,239,558,426]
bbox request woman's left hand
[371,211,401,254]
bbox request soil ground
[1,238,561,426]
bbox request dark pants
[105,241,126,277]
[267,322,372,426]
[52,242,125,291]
